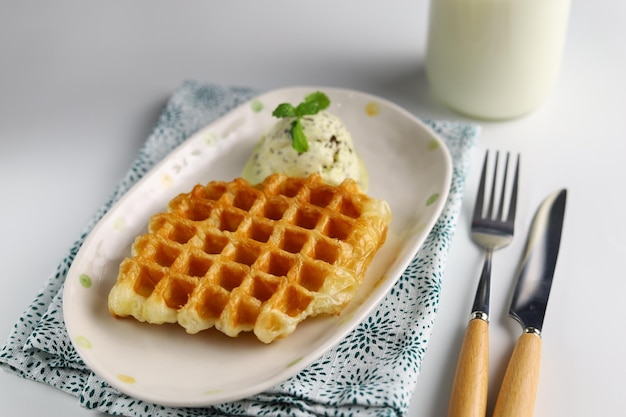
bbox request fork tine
[487,151,500,219]
[507,154,520,225]
[496,152,510,220]
[473,151,489,219]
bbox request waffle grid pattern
[108,174,390,343]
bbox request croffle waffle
[107,173,391,343]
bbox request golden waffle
[108,173,391,343]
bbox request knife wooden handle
[447,317,489,417]
[493,332,542,417]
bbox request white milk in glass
[425,0,571,120]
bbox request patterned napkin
[0,81,479,417]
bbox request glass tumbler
[425,0,571,120]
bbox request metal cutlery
[448,151,520,417]
[492,188,567,417]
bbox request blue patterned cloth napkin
[0,81,479,417]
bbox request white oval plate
[63,86,452,407]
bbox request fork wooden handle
[492,332,542,417]
[447,317,489,417]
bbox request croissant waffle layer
[108,173,391,343]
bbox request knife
[493,188,567,417]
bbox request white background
[1,1,625,416]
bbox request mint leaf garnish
[272,91,330,153]
[272,103,297,118]
[304,91,330,111]
[291,120,309,153]
[296,100,320,116]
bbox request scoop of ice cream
[242,111,368,190]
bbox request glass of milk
[425,0,571,120]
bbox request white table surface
[2,1,625,416]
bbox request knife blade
[493,188,567,417]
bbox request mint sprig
[272,91,331,153]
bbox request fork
[447,150,520,417]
